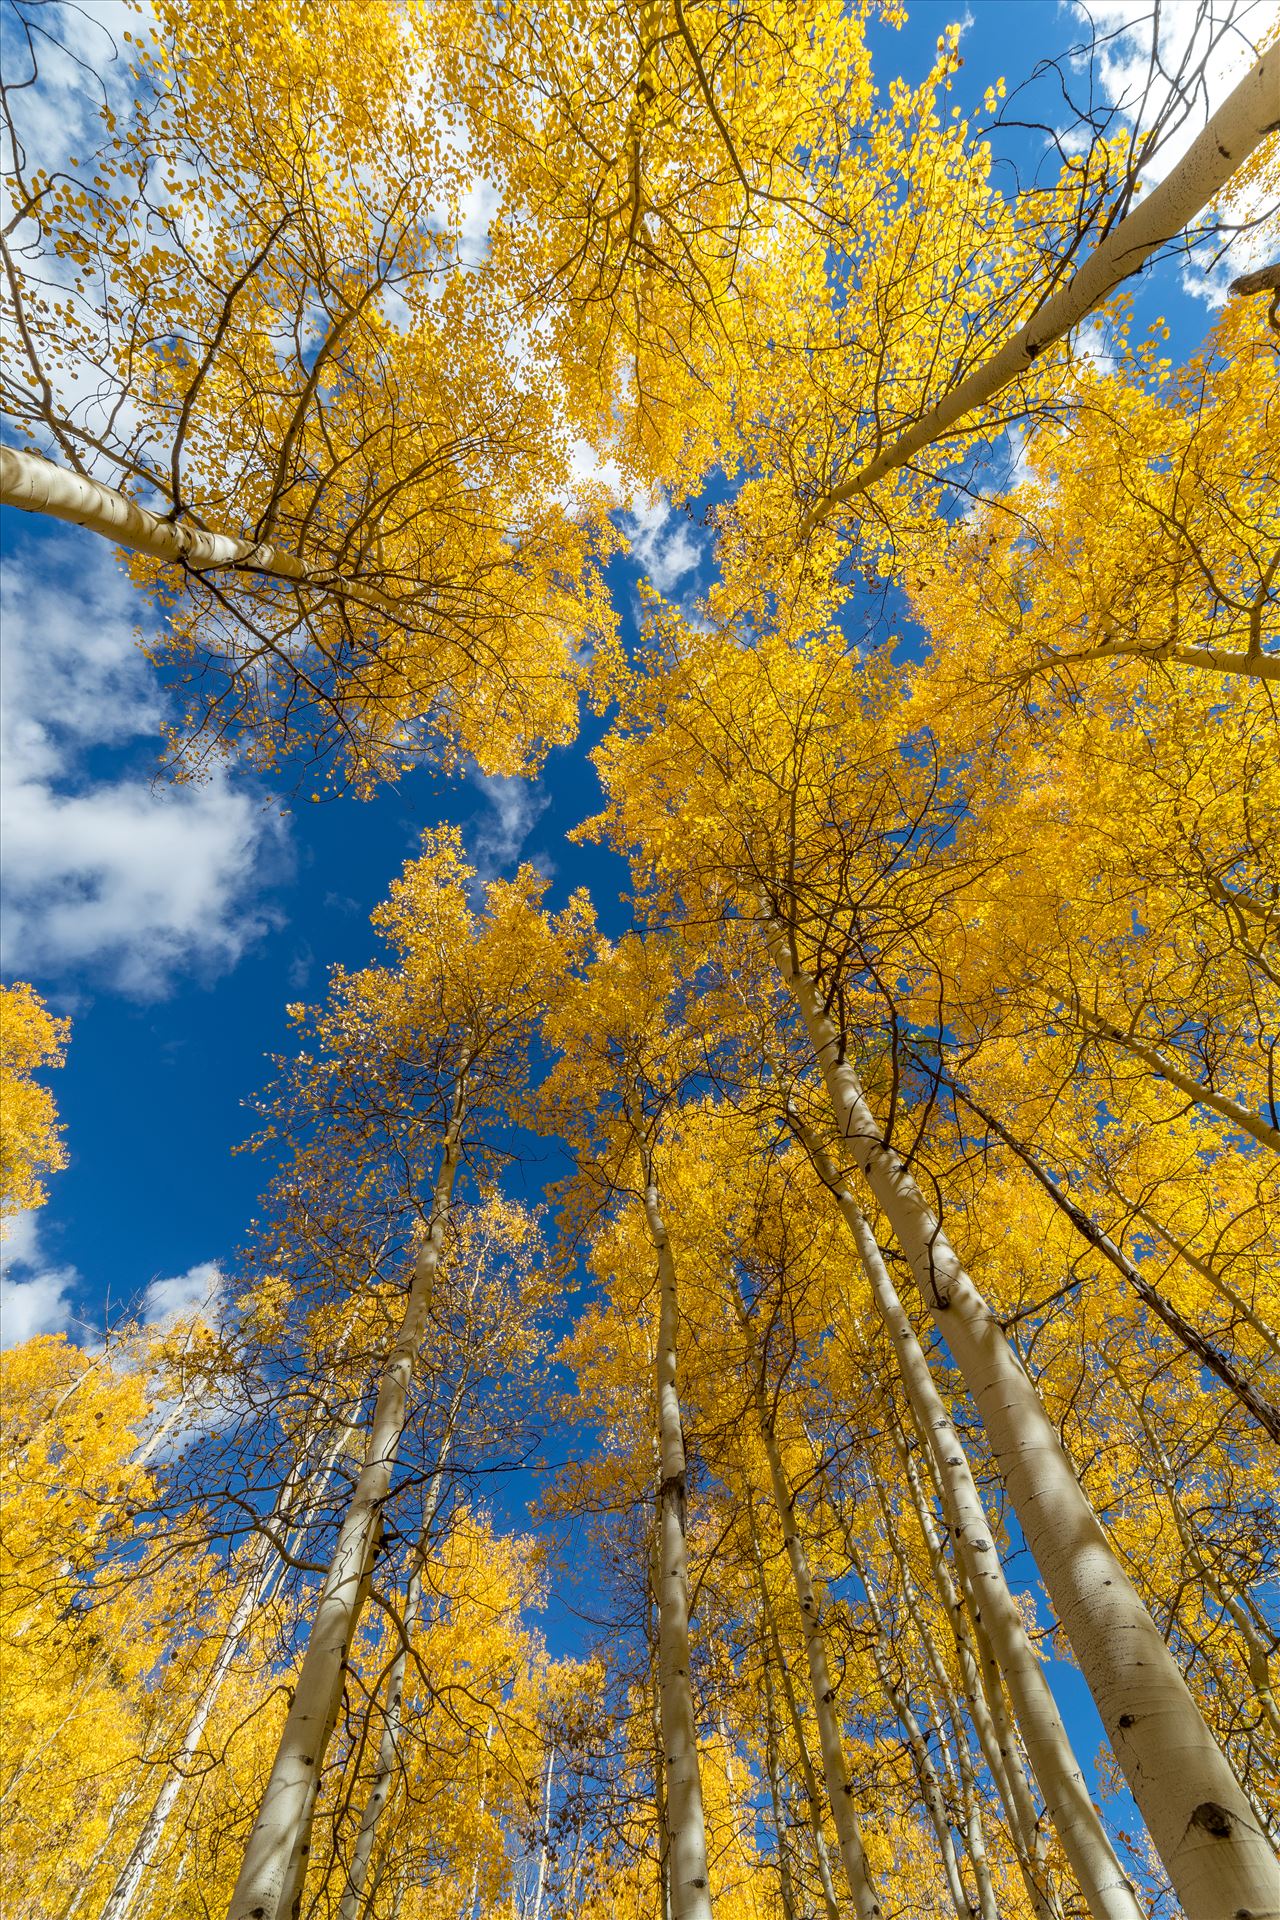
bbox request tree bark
[641,1168,715,1920]
[768,922,1280,1920]
[741,1337,883,1920]
[798,45,1280,533]
[796,1104,1136,1918]
[335,1452,453,1920]
[0,444,404,625]
[950,1083,1280,1443]
[750,1518,842,1920]
[226,1101,463,1920]
[100,1432,346,1920]
[760,1629,801,1920]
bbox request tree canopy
[0,4,1276,1920]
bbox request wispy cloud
[623,493,703,596]
[142,1259,223,1325]
[1068,0,1274,302]
[1,533,287,996]
[466,770,552,885]
[1,1210,224,1349]
[0,1212,78,1348]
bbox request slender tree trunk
[335,1451,453,1920]
[227,1099,463,1920]
[743,1350,883,1919]
[952,1082,1280,1441]
[891,1428,1064,1920]
[750,1519,841,1920]
[466,1720,494,1920]
[761,1632,800,1920]
[1082,1015,1280,1158]
[798,44,1280,533]
[1112,1193,1280,1363]
[797,1103,1131,1917]
[0,445,404,624]
[531,1746,556,1920]
[641,1167,715,1920]
[101,1431,346,1920]
[647,1521,674,1920]
[845,1537,976,1920]
[769,923,1280,1919]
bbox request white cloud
[623,493,702,595]
[1069,0,1276,301]
[1,1212,226,1350]
[467,770,551,883]
[142,1259,223,1324]
[1,533,286,996]
[1,1211,76,1348]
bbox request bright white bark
[0,444,402,622]
[101,1430,348,1920]
[1084,1015,1280,1157]
[751,1517,842,1920]
[847,1536,974,1920]
[746,1365,882,1920]
[226,1113,462,1920]
[335,1454,452,1920]
[799,46,1280,533]
[642,1173,716,1920]
[760,1634,800,1920]
[531,1746,556,1920]
[891,1432,1064,1920]
[800,1120,1139,1920]
[770,925,1280,1920]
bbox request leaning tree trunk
[768,922,1280,1920]
[794,1108,1137,1920]
[741,1335,882,1920]
[101,1427,347,1920]
[0,445,403,624]
[797,45,1279,534]
[890,1429,1064,1920]
[760,1629,801,1920]
[641,1166,716,1920]
[845,1535,980,1920]
[750,1519,842,1920]
[226,1097,463,1920]
[335,1447,454,1920]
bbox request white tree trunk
[0,445,402,623]
[846,1534,976,1920]
[1083,1015,1280,1157]
[531,1746,556,1920]
[642,1173,716,1920]
[751,1520,842,1920]
[335,1453,453,1920]
[799,45,1279,532]
[798,1112,1138,1920]
[226,1114,462,1920]
[748,1385,882,1920]
[100,1431,346,1920]
[760,1634,800,1920]
[891,1431,1064,1920]
[769,925,1280,1919]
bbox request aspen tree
[735,1311,882,1920]
[586,619,1279,1916]
[227,835,586,1920]
[749,1520,842,1920]
[2,0,616,787]
[539,936,717,1920]
[0,983,69,1215]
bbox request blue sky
[0,6,1268,1852]
[3,0,1263,1348]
